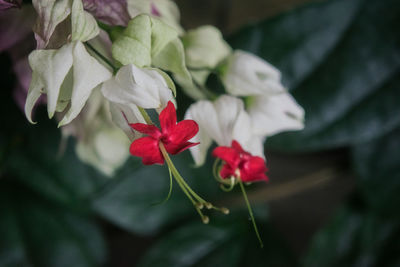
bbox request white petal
[108,102,146,141]
[184,108,212,166]
[223,50,285,96]
[213,95,245,146]
[248,93,305,136]
[58,41,112,126]
[28,43,73,118]
[24,72,43,124]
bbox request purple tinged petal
[83,0,129,26]
[0,0,22,11]
[0,5,35,52]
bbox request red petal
[231,140,246,154]
[159,101,177,133]
[164,119,199,145]
[130,137,164,165]
[164,141,199,155]
[130,123,161,139]
[212,146,240,168]
[240,156,268,182]
[220,163,236,179]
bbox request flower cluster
[3,0,305,244]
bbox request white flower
[248,93,305,136]
[61,89,130,176]
[25,41,112,126]
[222,50,285,96]
[101,64,175,140]
[185,95,264,166]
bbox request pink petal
[165,119,199,145]
[159,101,177,133]
[130,137,164,165]
[212,146,240,168]
[83,0,129,26]
[130,123,161,139]
[164,141,199,155]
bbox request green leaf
[92,151,220,235]
[304,207,400,267]
[228,0,400,152]
[0,80,106,267]
[0,181,106,267]
[351,126,400,217]
[137,210,298,267]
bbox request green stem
[84,42,117,73]
[138,107,153,125]
[239,180,264,248]
[151,168,173,206]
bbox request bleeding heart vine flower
[127,100,229,223]
[212,139,268,248]
[185,95,265,166]
[213,140,268,183]
[129,101,199,165]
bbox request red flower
[212,140,268,182]
[129,101,199,165]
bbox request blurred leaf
[0,69,106,266]
[1,91,107,210]
[0,180,106,267]
[92,151,221,235]
[304,207,400,267]
[351,126,400,217]
[229,0,400,152]
[138,210,298,267]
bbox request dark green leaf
[138,210,297,267]
[0,180,106,267]
[351,126,400,217]
[229,0,400,151]
[304,207,400,267]
[92,151,221,235]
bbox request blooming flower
[185,95,264,166]
[101,64,175,141]
[130,101,199,165]
[213,140,268,183]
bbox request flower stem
[84,42,117,73]
[238,180,264,248]
[138,107,153,125]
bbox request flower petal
[130,136,164,165]
[220,163,235,179]
[248,93,305,137]
[159,101,177,132]
[212,146,240,168]
[241,156,268,182]
[130,123,161,139]
[32,0,71,49]
[164,141,199,155]
[83,0,130,26]
[166,119,198,145]
[58,41,112,126]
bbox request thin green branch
[239,180,264,248]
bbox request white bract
[185,95,264,166]
[222,50,285,96]
[25,41,112,126]
[248,93,305,136]
[101,64,175,140]
[61,89,130,176]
